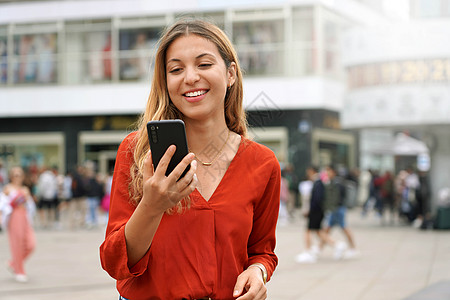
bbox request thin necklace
[194,130,230,166]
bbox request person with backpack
[323,165,359,260]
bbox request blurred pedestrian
[298,173,313,221]
[58,171,72,229]
[278,173,290,226]
[417,171,431,229]
[358,169,372,208]
[362,169,381,217]
[36,166,58,229]
[0,166,36,282]
[295,166,341,263]
[374,170,396,225]
[100,19,280,299]
[68,165,87,230]
[282,164,299,219]
[100,171,113,225]
[0,159,7,192]
[85,167,104,229]
[398,166,421,224]
[323,165,359,259]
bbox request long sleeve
[99,132,151,280]
[246,148,280,281]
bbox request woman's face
[165,34,235,123]
[10,168,24,184]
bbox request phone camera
[150,126,156,131]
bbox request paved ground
[1,208,450,300]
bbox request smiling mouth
[183,90,208,97]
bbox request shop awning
[368,132,429,156]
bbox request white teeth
[185,90,206,97]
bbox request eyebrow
[167,52,217,64]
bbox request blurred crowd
[279,163,432,264]
[279,164,431,229]
[0,160,112,232]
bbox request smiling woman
[165,34,236,122]
[100,18,281,300]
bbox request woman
[100,19,280,300]
[1,166,36,283]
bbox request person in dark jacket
[295,166,340,263]
[85,167,104,229]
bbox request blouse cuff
[248,263,267,284]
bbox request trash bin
[435,206,450,230]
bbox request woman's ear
[227,62,237,87]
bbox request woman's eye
[199,63,212,68]
[168,67,182,74]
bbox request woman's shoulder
[118,131,139,150]
[241,136,277,161]
[122,131,138,145]
[239,137,280,173]
[115,131,138,161]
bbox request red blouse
[100,132,280,300]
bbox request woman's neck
[10,182,22,189]
[184,118,229,155]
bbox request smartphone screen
[147,119,190,179]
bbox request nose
[184,66,200,85]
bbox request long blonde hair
[129,18,248,210]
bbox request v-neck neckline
[193,135,246,203]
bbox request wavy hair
[129,18,248,212]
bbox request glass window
[291,7,316,76]
[0,35,7,85]
[292,7,314,42]
[65,30,112,84]
[324,20,340,77]
[118,27,162,81]
[13,33,58,84]
[65,19,112,84]
[233,20,284,76]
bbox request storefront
[0,115,137,175]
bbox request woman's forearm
[124,200,164,267]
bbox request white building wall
[0,77,344,117]
[342,19,450,128]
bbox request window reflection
[13,33,58,84]
[292,7,315,76]
[233,20,284,76]
[119,28,161,81]
[65,30,112,84]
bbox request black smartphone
[147,119,190,179]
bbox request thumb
[233,276,247,298]
[143,150,154,181]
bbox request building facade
[342,0,450,209]
[0,0,383,182]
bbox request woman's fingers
[153,145,176,178]
[177,160,198,193]
[143,150,154,181]
[169,152,196,182]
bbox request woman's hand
[124,145,197,267]
[141,145,198,215]
[233,266,267,300]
